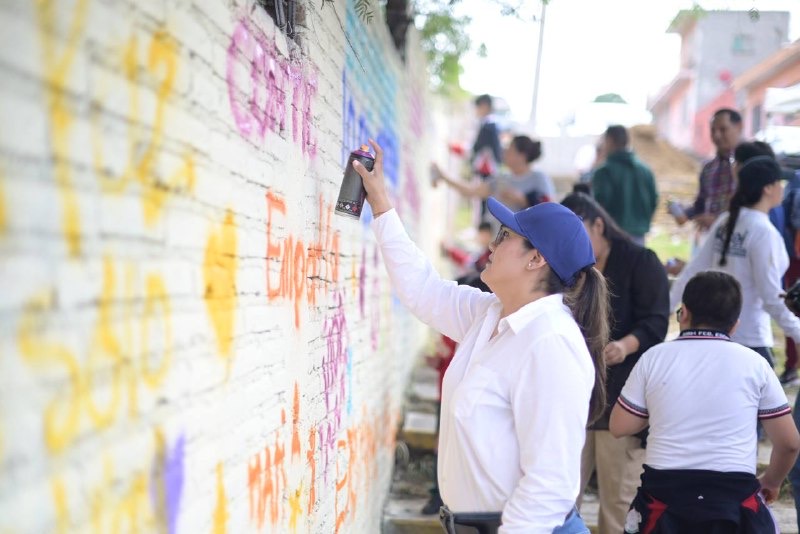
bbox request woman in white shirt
[670,143,800,362]
[353,140,609,533]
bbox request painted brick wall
[0,0,442,532]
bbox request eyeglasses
[493,227,511,247]
[676,306,683,322]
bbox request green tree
[415,0,544,94]
[418,7,475,94]
[346,0,544,94]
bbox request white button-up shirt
[373,210,594,533]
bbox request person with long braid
[669,142,800,365]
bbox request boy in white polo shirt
[609,271,800,533]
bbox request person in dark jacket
[591,125,658,245]
[562,193,669,534]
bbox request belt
[438,505,501,534]
[438,505,577,534]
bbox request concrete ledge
[399,411,438,451]
[410,381,439,403]
[383,497,441,534]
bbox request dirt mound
[630,124,700,181]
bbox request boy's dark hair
[682,271,742,332]
[604,125,629,150]
[477,222,493,232]
[474,94,493,109]
[712,108,743,125]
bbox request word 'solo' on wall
[0,0,438,531]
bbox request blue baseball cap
[487,197,596,287]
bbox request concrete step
[410,381,440,404]
[382,497,441,534]
[399,411,438,451]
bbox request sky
[457,0,800,134]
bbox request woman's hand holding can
[353,139,393,217]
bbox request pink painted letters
[227,20,316,157]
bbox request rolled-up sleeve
[372,210,495,342]
[501,333,590,533]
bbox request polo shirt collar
[678,329,731,341]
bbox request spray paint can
[335,145,375,219]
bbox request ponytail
[544,265,610,424]
[719,192,745,267]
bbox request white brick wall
[0,0,444,532]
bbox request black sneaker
[780,369,800,386]
[421,491,444,515]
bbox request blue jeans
[789,392,800,532]
[552,508,590,534]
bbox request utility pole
[529,1,546,133]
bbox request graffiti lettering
[91,31,196,225]
[212,462,228,534]
[150,431,185,534]
[18,258,172,453]
[247,414,287,529]
[51,431,181,532]
[35,0,90,255]
[227,20,317,157]
[266,193,340,328]
[203,209,238,374]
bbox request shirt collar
[677,329,731,341]
[500,294,567,334]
